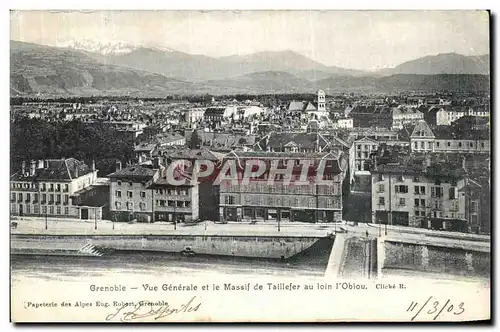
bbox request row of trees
[11,118,135,176]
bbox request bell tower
[317,90,326,112]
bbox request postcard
[9,9,491,323]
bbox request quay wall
[11,234,322,259]
[382,240,490,278]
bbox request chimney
[30,160,36,176]
[462,157,467,171]
[91,160,96,172]
[37,160,44,169]
[116,161,122,172]
[75,164,79,178]
[21,161,26,175]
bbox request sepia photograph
[9,9,491,323]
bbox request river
[10,251,328,283]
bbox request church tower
[317,90,326,112]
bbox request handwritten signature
[407,296,465,321]
[105,296,202,322]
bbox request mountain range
[10,40,490,97]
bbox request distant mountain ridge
[10,40,490,97]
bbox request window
[431,186,442,198]
[399,198,406,206]
[10,193,15,201]
[127,202,133,210]
[414,186,420,195]
[49,184,54,191]
[34,194,38,202]
[140,191,146,198]
[64,207,69,215]
[449,187,457,200]
[64,195,68,204]
[139,202,146,211]
[129,182,133,186]
[177,201,183,208]
[117,181,122,186]
[427,142,431,149]
[420,199,425,207]
[225,196,235,205]
[357,145,361,150]
[127,191,133,198]
[436,142,440,147]
[56,207,61,214]
[115,202,122,209]
[42,206,47,214]
[42,194,46,202]
[17,193,22,201]
[415,210,420,216]
[115,190,122,198]
[447,141,451,147]
[420,142,424,148]
[414,198,420,207]
[56,184,61,191]
[481,142,485,148]
[395,185,408,193]
[64,184,69,192]
[378,197,385,205]
[469,142,473,148]
[49,206,54,214]
[26,193,31,202]
[420,186,426,194]
[26,205,31,214]
[414,142,418,149]
[56,194,61,203]
[34,205,39,214]
[378,184,384,193]
[458,142,462,148]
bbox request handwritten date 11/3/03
[407,296,465,321]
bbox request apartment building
[108,159,199,223]
[219,150,349,223]
[354,137,379,172]
[371,156,470,232]
[391,107,424,130]
[399,120,436,153]
[10,158,98,219]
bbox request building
[371,155,469,232]
[218,150,349,223]
[391,106,424,130]
[71,177,111,221]
[399,120,436,153]
[108,162,159,222]
[148,179,199,223]
[10,158,98,219]
[335,117,354,129]
[433,127,490,154]
[108,159,200,223]
[354,137,379,172]
[425,106,490,126]
[286,90,329,120]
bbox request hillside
[317,74,490,93]
[206,71,314,94]
[380,53,490,76]
[10,41,204,96]
[10,41,491,96]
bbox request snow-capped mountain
[53,39,176,55]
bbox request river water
[11,251,328,283]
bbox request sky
[10,10,490,71]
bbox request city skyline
[10,10,490,71]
